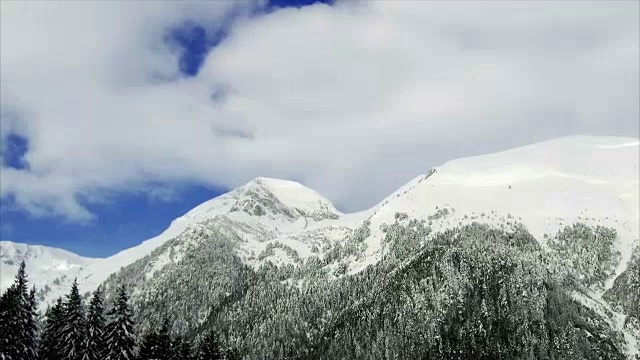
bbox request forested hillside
[4,219,637,359]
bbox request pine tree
[155,318,171,360]
[138,317,171,360]
[0,261,38,360]
[196,330,222,360]
[138,332,161,360]
[25,286,39,360]
[60,279,86,360]
[170,337,194,360]
[104,285,136,360]
[221,347,240,360]
[39,298,64,360]
[83,287,106,360]
[0,275,20,360]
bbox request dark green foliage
[138,332,162,360]
[170,337,195,360]
[190,222,628,359]
[25,286,39,360]
[60,279,87,360]
[138,317,172,360]
[104,285,136,360]
[39,298,64,360]
[244,224,627,358]
[604,244,640,319]
[221,347,240,360]
[84,287,106,360]
[548,223,620,288]
[5,219,633,360]
[306,224,626,360]
[0,261,38,360]
[428,206,451,221]
[384,217,431,261]
[321,220,371,265]
[101,226,255,336]
[0,285,13,353]
[196,330,222,360]
[257,241,301,263]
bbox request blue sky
[1,1,637,258]
[0,0,332,257]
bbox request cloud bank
[1,0,638,220]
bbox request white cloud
[1,0,638,220]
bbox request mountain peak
[228,177,341,221]
[245,177,307,190]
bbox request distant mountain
[2,135,638,358]
[0,241,95,304]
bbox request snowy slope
[2,176,351,303]
[354,135,639,274]
[0,241,96,302]
[3,135,638,310]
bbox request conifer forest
[1,220,639,359]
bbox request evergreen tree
[104,285,136,360]
[221,347,240,360]
[158,317,172,360]
[38,298,64,360]
[138,317,171,360]
[196,330,222,360]
[170,337,194,360]
[83,287,106,360]
[155,317,171,360]
[0,276,20,359]
[60,279,86,360]
[138,332,161,360]
[0,261,38,360]
[25,286,39,360]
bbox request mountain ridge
[4,135,637,250]
[1,135,638,306]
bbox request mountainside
[359,135,639,275]
[0,241,95,303]
[2,135,639,358]
[1,176,358,305]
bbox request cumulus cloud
[1,0,638,220]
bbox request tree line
[1,221,635,360]
[0,261,239,360]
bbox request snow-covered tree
[138,332,161,360]
[39,298,64,360]
[104,285,136,360]
[221,347,240,360]
[0,261,38,360]
[82,287,106,360]
[196,330,222,360]
[25,287,39,360]
[170,337,194,360]
[138,317,171,360]
[60,279,86,360]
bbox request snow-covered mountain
[1,176,358,302]
[0,241,95,302]
[2,135,639,356]
[359,135,639,275]
[2,135,638,302]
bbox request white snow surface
[0,241,95,300]
[249,177,341,216]
[355,135,639,274]
[2,136,638,317]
